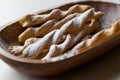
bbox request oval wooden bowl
[0,1,120,77]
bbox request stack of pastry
[8,4,120,62]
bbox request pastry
[9,8,102,59]
[46,20,120,62]
[41,19,98,60]
[19,4,91,27]
[8,37,39,55]
[18,13,80,44]
[9,3,119,63]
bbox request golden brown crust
[18,13,80,44]
[19,4,91,27]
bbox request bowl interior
[0,1,120,58]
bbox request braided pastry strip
[22,8,103,58]
[42,19,99,60]
[8,37,39,56]
[18,13,80,44]
[8,9,93,56]
[46,21,120,62]
[19,4,91,27]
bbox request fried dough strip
[18,13,80,44]
[22,9,102,58]
[19,4,91,27]
[47,21,120,62]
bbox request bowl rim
[0,1,120,64]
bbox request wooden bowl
[0,1,120,76]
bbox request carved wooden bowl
[0,1,120,76]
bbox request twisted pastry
[42,19,99,60]
[8,37,39,55]
[9,13,80,55]
[22,8,103,59]
[18,13,80,44]
[46,21,120,62]
[19,4,91,27]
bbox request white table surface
[0,0,120,80]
